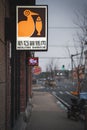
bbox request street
[36,79,78,106]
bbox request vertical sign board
[16,5,48,51]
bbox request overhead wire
[48,26,86,29]
[48,45,82,47]
[38,57,85,59]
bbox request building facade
[0,0,35,130]
[0,0,10,130]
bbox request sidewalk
[25,90,84,130]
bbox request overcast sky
[35,0,87,72]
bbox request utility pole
[71,53,81,96]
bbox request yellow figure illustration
[36,16,42,36]
[18,10,38,37]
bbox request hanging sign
[28,57,38,66]
[33,66,41,75]
[16,5,48,51]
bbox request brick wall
[5,43,11,130]
[0,1,6,130]
[20,52,27,112]
[0,1,11,130]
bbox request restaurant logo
[16,6,48,50]
[18,10,43,37]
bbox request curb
[12,113,27,130]
[51,92,70,109]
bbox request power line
[48,26,85,29]
[38,57,85,59]
[48,45,82,47]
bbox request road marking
[59,91,63,94]
[65,91,70,95]
[65,91,77,98]
[52,91,56,95]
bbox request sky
[35,0,87,72]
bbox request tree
[74,6,87,65]
[46,58,59,79]
[69,6,87,95]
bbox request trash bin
[84,105,87,130]
[80,92,87,100]
[80,92,87,130]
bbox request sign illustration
[16,6,48,50]
[28,57,38,66]
[18,10,42,37]
[36,16,42,36]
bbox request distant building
[55,70,69,79]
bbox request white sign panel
[16,5,48,50]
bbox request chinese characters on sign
[16,5,48,51]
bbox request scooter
[78,98,86,121]
[67,98,80,121]
[67,98,86,121]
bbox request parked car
[45,79,57,87]
[49,79,57,86]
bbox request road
[36,79,78,107]
[32,79,87,123]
